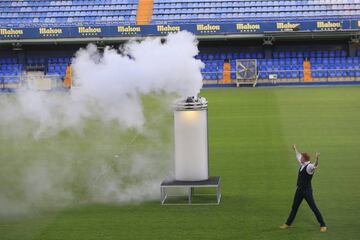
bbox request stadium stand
[0,52,73,90]
[0,0,138,27]
[152,0,360,23]
[21,55,71,76]
[196,49,360,83]
[201,60,224,81]
[1,48,360,89]
[1,0,359,27]
[0,57,22,87]
[0,0,360,89]
[47,57,72,76]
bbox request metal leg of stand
[160,187,164,204]
[160,187,167,205]
[216,184,221,204]
[188,187,193,204]
[216,186,219,204]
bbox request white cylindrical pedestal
[174,97,208,181]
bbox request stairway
[136,0,154,25]
[222,62,231,83]
[303,59,312,82]
[63,65,72,88]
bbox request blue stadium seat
[0,0,138,26]
[316,51,322,58]
[226,53,232,60]
[285,65,291,78]
[279,71,285,79]
[259,72,268,79]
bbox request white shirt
[296,152,316,175]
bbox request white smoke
[0,31,204,215]
[71,30,203,130]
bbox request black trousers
[286,187,326,227]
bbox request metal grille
[236,59,257,80]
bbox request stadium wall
[0,19,359,42]
[1,33,360,91]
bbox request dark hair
[302,153,310,161]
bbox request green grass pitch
[1,86,360,240]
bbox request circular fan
[236,59,257,80]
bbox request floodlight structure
[161,96,221,205]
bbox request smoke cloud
[0,31,204,215]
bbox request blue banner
[0,19,358,40]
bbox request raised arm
[306,152,320,175]
[293,144,302,164]
[315,152,320,167]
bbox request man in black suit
[280,144,327,232]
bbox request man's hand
[293,144,297,151]
[315,152,320,167]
